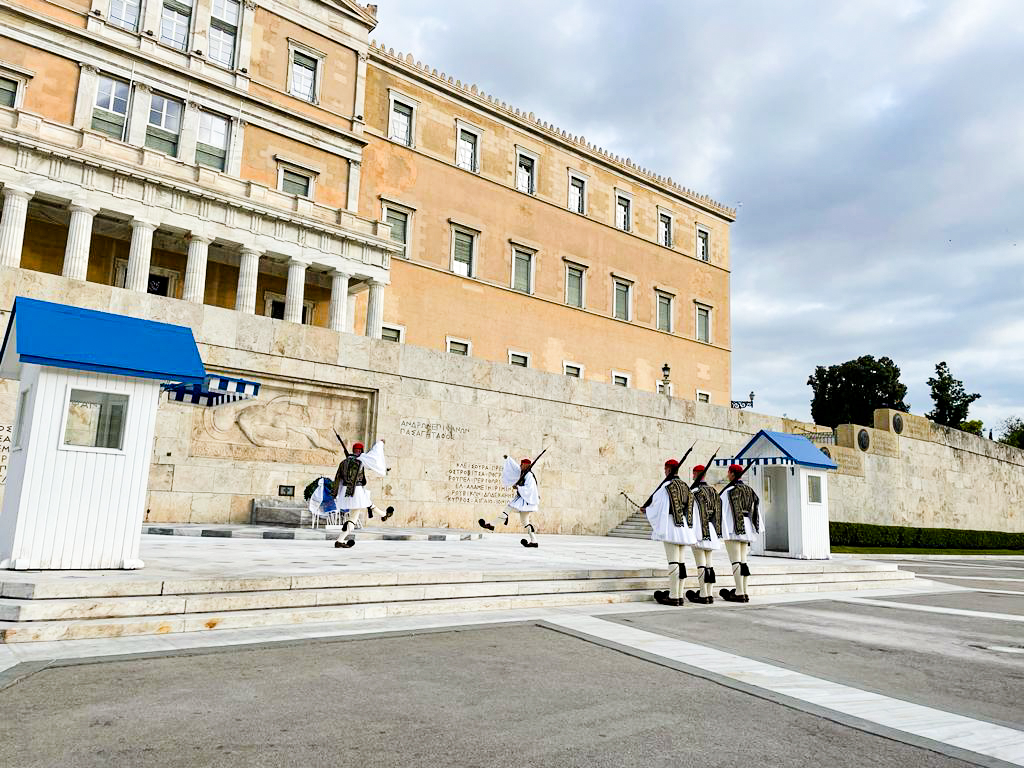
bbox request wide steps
[607,512,652,538]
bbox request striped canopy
[162,374,261,408]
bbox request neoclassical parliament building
[0,0,735,401]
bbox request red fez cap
[692,465,706,473]
[352,442,364,452]
[664,459,680,469]
[729,463,743,473]
[520,458,532,466]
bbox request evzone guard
[332,438,392,549]
[479,451,544,548]
[686,460,723,605]
[642,457,698,607]
[719,463,760,602]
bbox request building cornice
[369,43,737,223]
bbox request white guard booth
[0,297,259,570]
[715,430,838,560]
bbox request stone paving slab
[141,523,481,542]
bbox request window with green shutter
[513,249,532,293]
[145,93,183,156]
[196,111,229,171]
[452,229,474,276]
[0,77,18,108]
[92,75,130,140]
[386,208,409,257]
[566,265,584,308]
[614,280,631,321]
[281,168,311,197]
[657,293,672,332]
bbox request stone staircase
[607,509,653,539]
[0,562,915,643]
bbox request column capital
[187,233,213,245]
[135,83,152,94]
[329,269,352,280]
[130,218,158,231]
[368,278,387,288]
[240,246,263,257]
[287,257,310,268]
[2,186,33,202]
[79,62,99,74]
[68,202,98,215]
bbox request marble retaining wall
[1,267,1021,534]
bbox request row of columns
[0,186,387,338]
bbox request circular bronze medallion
[893,413,904,434]
[858,428,871,451]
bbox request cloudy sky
[372,1,1024,432]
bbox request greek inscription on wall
[400,419,470,441]
[446,462,510,505]
[0,424,10,486]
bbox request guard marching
[643,459,698,607]
[686,464,723,604]
[332,439,391,548]
[480,455,542,548]
[719,463,760,602]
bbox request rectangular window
[108,0,141,31]
[659,212,673,247]
[160,0,193,51]
[456,127,478,171]
[513,248,532,294]
[614,280,631,321]
[92,75,131,140]
[564,363,583,378]
[612,373,630,388]
[280,168,312,197]
[447,338,470,356]
[657,381,673,396]
[381,325,404,343]
[390,100,413,145]
[291,50,318,102]
[268,298,310,323]
[452,228,475,277]
[196,111,230,171]
[696,304,711,343]
[808,475,823,504]
[385,207,410,258]
[509,352,529,368]
[697,227,710,262]
[145,93,183,156]
[208,0,240,67]
[63,389,129,451]
[696,391,711,403]
[616,195,631,232]
[657,292,673,332]
[0,76,18,109]
[566,264,584,308]
[568,174,586,214]
[516,153,536,194]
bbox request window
[508,351,530,368]
[455,122,480,172]
[381,325,404,343]
[290,49,319,102]
[657,381,673,396]
[447,338,471,356]
[697,227,710,262]
[568,173,586,214]
[451,227,475,277]
[265,293,312,323]
[659,211,673,248]
[656,292,673,332]
[563,362,583,378]
[516,149,537,194]
[160,0,193,51]
[565,264,584,308]
[696,390,711,403]
[0,76,18,109]
[108,0,141,31]
[389,100,413,145]
[512,248,533,294]
[63,389,129,451]
[196,111,230,170]
[612,372,630,388]
[384,206,410,258]
[209,0,240,67]
[614,279,631,321]
[615,194,631,232]
[13,388,29,448]
[145,93,183,155]
[280,167,312,197]
[696,304,712,343]
[115,259,179,297]
[808,475,823,504]
[92,75,131,140]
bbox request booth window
[64,390,129,450]
[807,475,822,504]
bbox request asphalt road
[0,625,980,768]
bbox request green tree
[1000,417,1024,449]
[926,361,980,428]
[807,355,909,428]
[960,419,984,436]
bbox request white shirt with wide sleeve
[337,440,387,510]
[645,481,698,545]
[502,457,539,512]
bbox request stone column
[345,290,356,333]
[126,84,151,147]
[183,234,210,303]
[0,187,33,268]
[346,160,361,213]
[178,101,201,164]
[62,203,97,280]
[364,278,384,339]
[328,270,350,332]
[236,0,258,75]
[73,64,100,130]
[124,218,157,292]
[234,247,260,313]
[353,51,368,132]
[283,258,308,324]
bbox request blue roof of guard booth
[0,297,206,383]
[735,429,838,470]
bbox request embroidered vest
[727,482,760,534]
[666,477,694,527]
[334,456,367,498]
[692,483,723,539]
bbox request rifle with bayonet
[333,429,349,458]
[516,448,547,486]
[689,450,719,490]
[640,441,697,509]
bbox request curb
[141,524,482,543]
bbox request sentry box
[0,298,258,570]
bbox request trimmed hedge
[830,521,1024,550]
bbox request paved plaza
[0,535,1021,767]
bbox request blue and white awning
[713,457,794,467]
[162,374,261,408]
